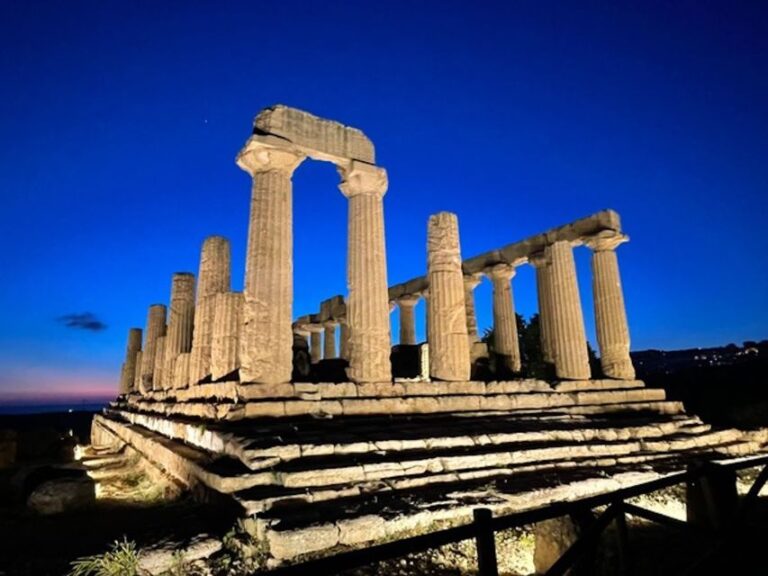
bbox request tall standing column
[586,232,635,379]
[488,264,522,373]
[530,252,554,364]
[211,291,243,381]
[237,143,305,384]
[323,322,337,359]
[548,241,590,379]
[152,335,167,391]
[165,272,196,389]
[119,328,142,395]
[339,161,392,383]
[190,236,231,384]
[397,296,419,345]
[463,274,482,343]
[308,325,323,364]
[140,304,166,394]
[427,212,470,381]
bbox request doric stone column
[211,291,243,381]
[323,323,337,359]
[427,212,470,381]
[173,353,191,389]
[119,328,142,395]
[488,264,522,373]
[308,325,323,364]
[422,288,431,344]
[133,351,142,392]
[586,231,635,379]
[165,272,196,389]
[190,236,231,385]
[397,296,420,345]
[463,274,482,343]
[237,144,305,384]
[530,252,554,364]
[339,321,351,361]
[339,161,392,383]
[152,335,166,391]
[140,304,166,394]
[547,241,590,379]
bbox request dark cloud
[57,312,107,332]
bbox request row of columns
[391,227,635,381]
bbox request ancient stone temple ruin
[98,105,767,565]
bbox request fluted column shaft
[587,233,635,379]
[427,212,470,381]
[140,304,166,394]
[323,323,337,359]
[530,253,554,364]
[237,145,304,384]
[339,321,351,360]
[398,297,419,345]
[133,351,143,392]
[152,335,166,391]
[548,241,590,379]
[190,236,231,384]
[308,326,323,364]
[489,264,522,373]
[165,272,196,389]
[119,328,142,395]
[463,274,482,343]
[211,291,243,381]
[340,162,392,383]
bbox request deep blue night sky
[1,1,766,401]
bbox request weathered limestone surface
[132,351,142,392]
[586,232,635,380]
[548,241,590,380]
[140,304,166,394]
[173,353,191,390]
[427,212,470,381]
[152,335,167,391]
[323,323,337,360]
[190,236,231,385]
[339,322,350,361]
[340,162,392,383]
[488,264,522,373]
[253,105,375,164]
[463,274,482,343]
[119,328,142,395]
[165,273,196,389]
[237,144,304,384]
[211,292,243,381]
[530,252,554,364]
[397,296,419,345]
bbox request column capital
[584,230,629,252]
[463,273,483,290]
[528,250,551,269]
[338,161,388,199]
[486,263,516,282]
[306,323,325,334]
[397,294,421,308]
[237,142,305,176]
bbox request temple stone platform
[92,379,768,564]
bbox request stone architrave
[211,291,243,381]
[152,335,167,391]
[586,231,635,379]
[397,296,420,345]
[339,161,392,383]
[323,323,337,360]
[165,273,196,389]
[237,143,305,384]
[488,264,522,373]
[140,304,166,394]
[463,274,482,343]
[530,252,554,364]
[189,236,231,385]
[427,212,470,381]
[119,328,142,395]
[308,325,324,364]
[547,241,590,379]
